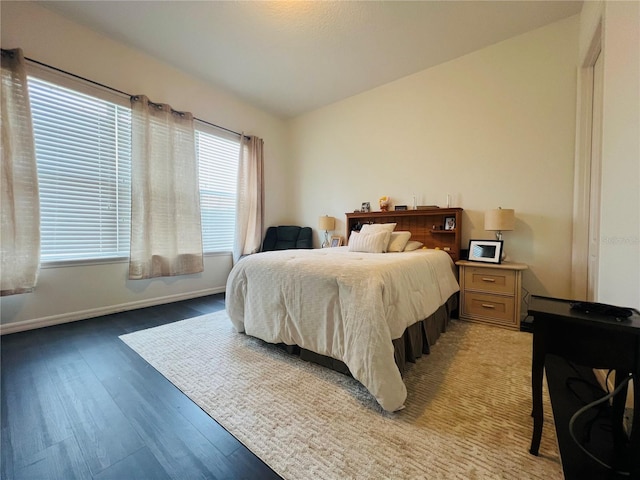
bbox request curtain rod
[20,53,246,139]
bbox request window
[29,76,132,262]
[28,69,239,262]
[196,127,239,253]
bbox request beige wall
[581,0,640,410]
[0,1,293,331]
[596,1,640,309]
[6,2,634,332]
[289,16,579,299]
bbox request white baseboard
[0,287,225,335]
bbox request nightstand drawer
[464,267,516,295]
[463,292,516,324]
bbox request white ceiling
[41,1,582,119]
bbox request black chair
[261,226,312,252]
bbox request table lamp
[318,215,335,248]
[484,207,515,260]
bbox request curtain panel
[129,95,203,279]
[233,135,264,263]
[1,48,40,296]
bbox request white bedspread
[225,247,459,411]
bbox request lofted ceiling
[40,1,582,119]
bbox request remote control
[569,301,633,318]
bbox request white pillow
[387,231,412,252]
[348,231,391,253]
[359,223,397,252]
[403,240,424,251]
[359,223,397,235]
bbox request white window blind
[27,66,239,262]
[28,76,132,262]
[196,127,239,253]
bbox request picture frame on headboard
[468,239,503,264]
[444,216,456,230]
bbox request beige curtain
[233,135,264,263]
[129,95,203,279]
[1,48,40,296]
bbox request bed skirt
[279,294,458,376]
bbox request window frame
[195,122,240,254]
[26,63,239,267]
[27,64,133,267]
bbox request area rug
[120,311,563,479]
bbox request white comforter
[225,247,459,411]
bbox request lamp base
[322,230,329,248]
[496,231,508,261]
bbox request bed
[225,209,463,412]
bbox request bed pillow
[403,240,424,251]
[359,223,397,252]
[359,223,397,235]
[387,231,412,252]
[348,231,391,253]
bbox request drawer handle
[481,304,496,309]
[481,278,496,282]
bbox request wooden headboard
[345,208,463,261]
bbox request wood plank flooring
[1,294,280,480]
[0,294,631,479]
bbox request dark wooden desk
[528,296,640,472]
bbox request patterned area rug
[120,311,563,479]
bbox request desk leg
[630,375,639,476]
[530,322,545,456]
[611,371,629,454]
[611,371,631,471]
[611,372,640,475]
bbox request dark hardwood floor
[1,294,633,479]
[1,294,280,480]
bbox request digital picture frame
[467,239,503,264]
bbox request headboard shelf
[345,208,463,261]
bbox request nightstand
[455,260,528,330]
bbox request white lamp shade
[484,208,515,231]
[318,215,335,231]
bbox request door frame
[571,21,602,300]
